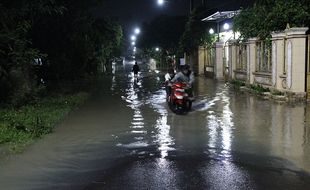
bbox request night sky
[94,0,255,34]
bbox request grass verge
[0,92,89,153]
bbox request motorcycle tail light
[175,89,185,92]
[174,92,184,99]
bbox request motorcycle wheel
[168,100,182,114]
[187,101,192,111]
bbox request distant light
[131,35,136,41]
[131,41,135,46]
[223,23,230,30]
[134,28,140,35]
[157,0,164,5]
[155,47,160,51]
[209,28,214,34]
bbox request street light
[209,28,214,34]
[155,47,160,52]
[134,28,140,35]
[157,0,164,6]
[223,23,230,30]
[156,0,194,13]
[131,41,135,46]
[131,35,136,41]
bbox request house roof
[201,10,240,22]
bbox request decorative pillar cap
[247,37,258,44]
[285,27,309,36]
[228,39,238,45]
[215,42,224,47]
[271,32,286,40]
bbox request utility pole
[190,0,207,13]
[202,0,206,8]
[190,0,194,13]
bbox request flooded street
[1,61,310,190]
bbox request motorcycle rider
[170,65,195,99]
[132,61,140,77]
[170,65,194,85]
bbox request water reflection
[118,72,147,148]
[147,89,175,158]
[111,76,116,92]
[229,90,310,172]
[270,104,309,171]
[205,90,233,160]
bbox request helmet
[182,65,190,71]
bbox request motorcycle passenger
[170,65,194,99]
[164,68,175,96]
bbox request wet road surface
[0,61,310,190]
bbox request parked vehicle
[167,82,192,114]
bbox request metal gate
[307,35,310,99]
[204,46,215,78]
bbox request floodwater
[0,61,310,190]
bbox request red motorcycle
[167,82,192,114]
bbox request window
[256,40,272,73]
[237,44,247,71]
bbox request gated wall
[198,46,216,78]
[198,27,309,98]
[307,35,310,99]
[270,27,308,95]
[227,27,308,97]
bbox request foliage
[0,0,123,105]
[271,90,285,96]
[30,1,123,81]
[178,10,215,54]
[230,80,245,89]
[138,15,186,58]
[250,84,270,94]
[234,0,310,39]
[0,92,88,152]
[0,2,46,106]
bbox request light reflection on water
[148,90,175,158]
[117,71,149,149]
[112,65,310,174]
[118,64,176,158]
[205,90,233,160]
[190,77,310,173]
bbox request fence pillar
[247,38,257,84]
[215,42,224,80]
[271,32,286,90]
[198,46,206,75]
[285,27,308,93]
[228,40,238,80]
